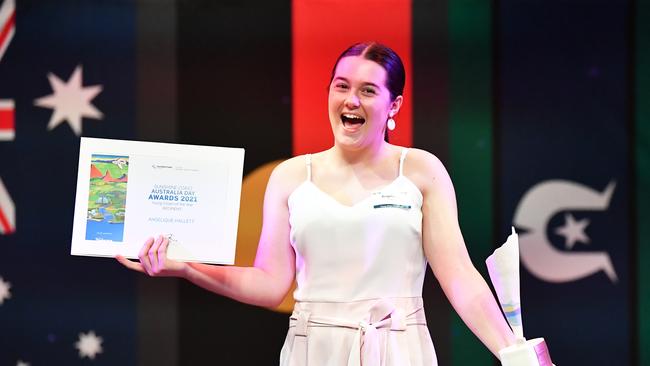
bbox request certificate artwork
[85,154,129,242]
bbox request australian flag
[0,0,137,364]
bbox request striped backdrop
[0,0,647,364]
[176,1,647,365]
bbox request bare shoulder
[402,148,454,196]
[403,148,448,179]
[266,155,309,199]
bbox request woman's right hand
[116,235,189,278]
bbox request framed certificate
[71,137,245,264]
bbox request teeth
[342,113,363,120]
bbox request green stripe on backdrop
[637,0,650,364]
[449,1,494,365]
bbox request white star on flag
[555,213,591,249]
[75,330,103,359]
[0,276,11,304]
[16,360,30,366]
[34,65,103,136]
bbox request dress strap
[398,148,409,177]
[305,154,312,181]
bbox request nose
[344,92,360,109]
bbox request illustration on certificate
[85,154,129,242]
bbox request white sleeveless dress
[279,148,438,366]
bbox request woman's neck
[329,140,392,167]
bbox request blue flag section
[498,1,631,365]
[0,1,137,364]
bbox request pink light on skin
[327,56,402,153]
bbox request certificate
[71,137,245,264]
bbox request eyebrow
[332,77,381,89]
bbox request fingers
[115,255,145,273]
[157,236,169,272]
[128,235,174,277]
[148,235,165,274]
[139,236,156,275]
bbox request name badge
[371,192,412,210]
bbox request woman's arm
[117,158,299,308]
[408,149,515,357]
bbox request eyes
[333,82,378,96]
[361,86,378,95]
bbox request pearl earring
[387,116,396,131]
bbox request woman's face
[328,56,401,149]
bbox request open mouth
[341,113,366,128]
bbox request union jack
[0,0,15,62]
[0,0,15,141]
[0,178,15,234]
[0,99,13,140]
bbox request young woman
[118,42,516,365]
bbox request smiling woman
[329,43,405,144]
[117,42,516,365]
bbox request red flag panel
[0,99,14,140]
[292,0,412,155]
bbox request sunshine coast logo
[513,180,617,284]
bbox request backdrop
[0,0,647,365]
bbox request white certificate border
[71,137,244,265]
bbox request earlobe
[390,95,404,116]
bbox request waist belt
[288,298,427,366]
